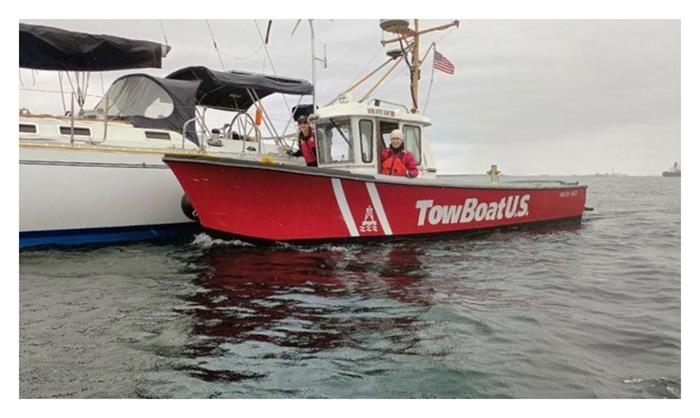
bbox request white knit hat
[390,129,404,140]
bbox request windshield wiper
[328,118,352,147]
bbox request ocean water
[19,176,681,398]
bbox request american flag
[433,50,455,75]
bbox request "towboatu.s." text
[415,195,530,226]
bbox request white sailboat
[19,24,313,248]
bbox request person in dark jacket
[380,129,418,178]
[287,116,318,167]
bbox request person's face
[390,136,403,148]
[298,120,310,133]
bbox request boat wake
[190,233,254,249]
[190,232,353,253]
[622,376,680,398]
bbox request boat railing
[181,116,199,150]
[366,98,410,113]
[176,85,306,154]
[182,108,269,154]
[505,179,580,186]
[62,92,94,146]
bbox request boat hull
[20,145,197,248]
[165,156,588,243]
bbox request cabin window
[359,119,374,163]
[144,131,171,140]
[403,124,422,165]
[316,119,355,164]
[379,121,399,147]
[59,126,91,136]
[95,76,174,119]
[19,123,37,134]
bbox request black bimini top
[166,66,313,111]
[20,23,168,71]
[94,74,201,144]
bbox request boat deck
[163,153,586,191]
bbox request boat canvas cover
[166,66,313,111]
[95,74,201,144]
[20,23,167,71]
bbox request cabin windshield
[316,119,355,164]
[95,76,174,119]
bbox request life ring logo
[415,195,530,226]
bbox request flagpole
[423,49,436,114]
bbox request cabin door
[377,120,399,173]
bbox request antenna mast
[310,19,317,109]
[380,19,459,113]
[292,19,327,110]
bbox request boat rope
[280,94,304,142]
[435,26,457,44]
[64,72,77,111]
[20,87,102,99]
[398,37,418,109]
[370,66,409,99]
[57,72,68,114]
[216,20,265,61]
[349,45,383,86]
[83,72,91,106]
[100,72,105,95]
[420,27,456,114]
[205,20,227,71]
[219,43,264,61]
[254,20,281,75]
[253,19,294,134]
[422,54,436,114]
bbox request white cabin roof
[316,101,432,126]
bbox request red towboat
[165,155,586,242]
[164,19,587,243]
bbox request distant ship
[662,162,681,177]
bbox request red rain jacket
[381,147,419,178]
[292,132,317,166]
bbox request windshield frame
[315,118,356,165]
[94,75,176,120]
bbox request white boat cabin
[311,98,437,178]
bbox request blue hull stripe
[20,222,200,249]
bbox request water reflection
[178,243,434,383]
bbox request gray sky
[19,19,680,175]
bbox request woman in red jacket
[287,116,318,167]
[381,129,419,178]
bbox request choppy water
[19,176,680,398]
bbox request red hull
[165,156,587,242]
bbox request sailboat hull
[20,146,197,248]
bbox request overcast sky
[19,19,679,175]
